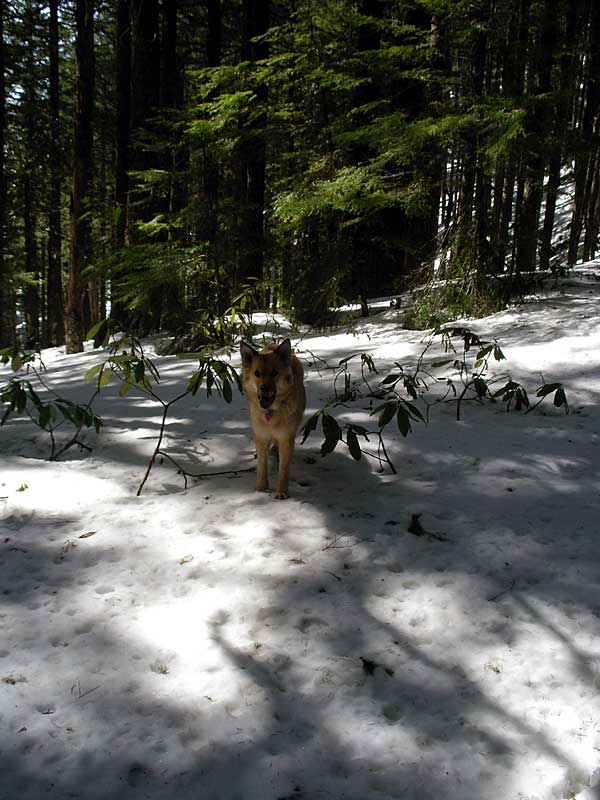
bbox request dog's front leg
[255,436,270,492]
[274,437,294,499]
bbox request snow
[2,266,600,800]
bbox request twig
[136,390,190,496]
[155,450,255,485]
[487,579,516,602]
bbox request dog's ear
[240,341,259,366]
[275,338,292,364]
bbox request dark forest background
[1,0,599,354]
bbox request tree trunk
[112,0,131,327]
[22,0,40,347]
[204,0,223,311]
[568,2,600,265]
[583,156,600,260]
[538,1,579,271]
[66,0,95,354]
[115,0,130,250]
[515,0,557,274]
[238,0,269,289]
[22,174,40,346]
[130,0,161,331]
[0,0,11,347]
[47,0,64,346]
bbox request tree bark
[539,0,580,272]
[22,0,40,347]
[66,0,95,353]
[568,2,600,265]
[112,0,131,327]
[47,0,64,346]
[238,0,269,288]
[0,0,11,347]
[515,0,557,274]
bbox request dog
[240,338,306,499]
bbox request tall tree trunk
[66,0,95,353]
[22,174,40,346]
[112,0,131,327]
[238,0,269,289]
[0,0,11,347]
[515,0,557,274]
[130,0,161,330]
[22,0,40,347]
[496,0,530,275]
[204,0,223,312]
[539,0,580,272]
[568,2,600,265]
[155,0,182,328]
[47,0,64,346]
[130,0,160,180]
[160,0,180,109]
[583,156,600,259]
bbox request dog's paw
[274,491,289,500]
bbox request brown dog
[240,339,306,499]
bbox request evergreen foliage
[0,0,599,345]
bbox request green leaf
[403,400,425,423]
[98,368,113,389]
[222,379,232,403]
[134,362,145,383]
[346,429,362,461]
[536,382,561,398]
[348,423,369,436]
[26,383,43,410]
[188,370,204,395]
[553,386,567,408]
[86,319,106,340]
[39,405,52,429]
[473,377,488,398]
[377,402,397,428]
[396,406,412,436]
[84,363,104,382]
[493,380,519,397]
[321,413,342,455]
[300,412,319,444]
[322,412,341,439]
[11,354,22,372]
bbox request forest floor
[1,265,600,800]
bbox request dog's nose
[259,384,275,409]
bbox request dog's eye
[253,370,261,378]
[271,370,278,377]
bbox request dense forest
[0,0,599,353]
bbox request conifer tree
[66,0,95,353]
[47,0,64,346]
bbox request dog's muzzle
[259,387,276,409]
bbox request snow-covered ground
[2,266,600,800]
